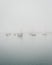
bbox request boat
[13,33,17,36]
[17,33,23,38]
[5,33,11,36]
[29,33,36,36]
[42,33,47,36]
[5,33,8,36]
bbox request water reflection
[0,32,52,65]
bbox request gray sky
[0,0,52,33]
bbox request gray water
[0,33,52,65]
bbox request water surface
[0,33,52,65]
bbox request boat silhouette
[17,33,23,38]
[42,33,47,36]
[29,33,36,36]
[13,33,17,36]
[5,33,11,36]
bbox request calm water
[0,33,52,65]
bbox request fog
[0,0,52,65]
[0,0,52,32]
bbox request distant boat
[5,33,8,36]
[5,33,11,36]
[17,33,23,38]
[42,33,47,36]
[13,33,16,36]
[8,33,11,36]
[29,33,36,36]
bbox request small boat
[5,33,8,36]
[8,33,11,36]
[5,33,11,36]
[42,33,47,36]
[17,33,23,38]
[13,33,17,36]
[29,33,36,36]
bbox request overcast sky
[0,0,52,33]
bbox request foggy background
[0,0,52,33]
[0,0,52,65]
